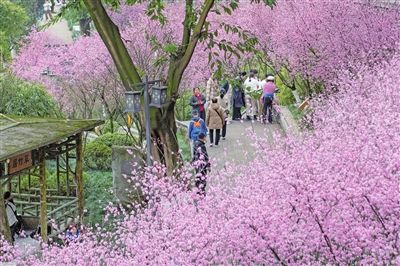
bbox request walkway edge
[277,106,301,138]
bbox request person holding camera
[217,88,229,140]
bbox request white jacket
[6,202,18,226]
[244,77,260,93]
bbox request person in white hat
[261,75,276,123]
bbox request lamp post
[41,67,56,78]
[125,76,168,167]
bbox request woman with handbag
[206,98,225,148]
[4,191,23,241]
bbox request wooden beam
[39,147,47,243]
[76,132,84,224]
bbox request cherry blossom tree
[4,53,400,264]
[244,0,400,98]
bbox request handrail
[47,198,78,216]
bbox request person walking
[232,72,247,120]
[217,88,229,140]
[189,87,206,121]
[206,98,224,148]
[192,132,210,195]
[43,0,53,20]
[244,70,261,121]
[188,110,207,158]
[219,78,232,124]
[205,73,218,111]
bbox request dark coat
[232,76,245,108]
[189,93,206,113]
[193,139,210,172]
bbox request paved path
[206,120,284,168]
[38,17,74,44]
[179,119,285,170]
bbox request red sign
[8,151,32,174]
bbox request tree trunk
[291,89,301,104]
[83,0,181,175]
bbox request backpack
[192,119,202,138]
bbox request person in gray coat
[189,87,206,121]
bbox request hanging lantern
[125,91,143,113]
[150,85,168,108]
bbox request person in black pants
[217,88,229,140]
[231,72,247,120]
[263,96,274,124]
[206,98,225,148]
[192,133,210,195]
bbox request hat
[266,76,275,81]
[192,109,199,116]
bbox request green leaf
[222,6,232,15]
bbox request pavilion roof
[0,114,103,162]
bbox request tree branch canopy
[83,0,142,89]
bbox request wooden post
[39,147,48,242]
[76,132,84,224]
[0,183,13,244]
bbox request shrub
[49,170,89,196]
[102,119,120,134]
[175,91,193,121]
[18,170,51,193]
[83,170,115,227]
[84,133,136,171]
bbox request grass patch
[83,170,115,227]
[177,128,191,163]
[287,104,300,121]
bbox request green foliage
[0,72,63,117]
[0,0,28,63]
[18,170,52,193]
[49,170,89,196]
[287,104,300,121]
[162,43,178,56]
[102,119,120,134]
[84,133,136,171]
[177,128,190,163]
[17,168,89,196]
[276,84,295,106]
[10,0,38,32]
[63,4,90,30]
[175,91,192,121]
[84,142,112,171]
[83,170,115,227]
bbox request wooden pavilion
[0,114,103,243]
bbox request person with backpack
[188,110,207,158]
[192,132,210,196]
[189,87,206,121]
[206,98,225,148]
